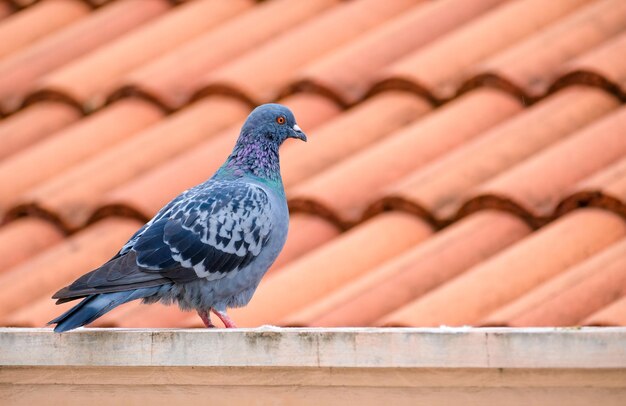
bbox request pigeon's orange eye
[276,116,286,125]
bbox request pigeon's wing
[115,193,186,259]
[134,180,273,282]
[53,181,273,301]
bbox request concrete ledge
[2,328,626,405]
[1,327,625,368]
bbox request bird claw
[211,308,238,328]
[197,309,216,328]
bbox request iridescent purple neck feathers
[225,134,282,181]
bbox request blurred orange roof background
[0,0,625,329]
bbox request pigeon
[49,103,306,332]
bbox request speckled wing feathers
[135,180,273,281]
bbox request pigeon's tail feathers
[51,250,171,304]
[49,286,161,333]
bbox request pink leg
[197,309,216,328]
[211,308,238,328]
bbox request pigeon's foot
[197,309,216,328]
[212,308,237,328]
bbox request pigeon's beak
[290,124,307,142]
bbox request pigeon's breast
[208,186,289,307]
[242,184,289,273]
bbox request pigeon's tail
[49,287,161,333]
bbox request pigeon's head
[241,103,307,146]
[226,103,306,179]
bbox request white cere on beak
[293,124,302,132]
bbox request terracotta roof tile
[0,218,63,273]
[559,155,626,218]
[289,89,521,226]
[380,209,626,327]
[0,2,13,19]
[283,92,432,196]
[483,238,626,327]
[95,94,340,221]
[373,0,592,102]
[0,0,89,59]
[462,0,626,100]
[272,213,340,271]
[193,0,418,105]
[118,0,339,111]
[0,101,80,160]
[460,105,626,223]
[279,93,344,131]
[7,0,62,9]
[10,97,248,231]
[553,30,626,99]
[205,212,433,328]
[0,218,140,322]
[0,99,163,214]
[2,295,64,327]
[0,0,170,113]
[33,0,252,112]
[577,155,626,196]
[583,295,626,326]
[282,211,530,327]
[287,0,507,106]
[0,0,624,329]
[371,87,620,225]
